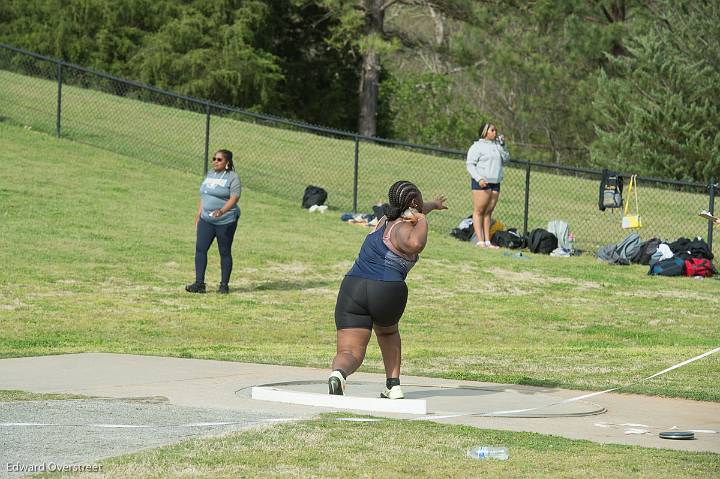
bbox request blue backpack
[648,257,685,276]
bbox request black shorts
[471,179,501,192]
[334,276,408,330]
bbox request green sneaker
[328,370,346,395]
[380,385,404,399]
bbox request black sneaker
[217,283,229,294]
[328,371,346,395]
[185,282,206,293]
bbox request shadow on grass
[516,377,563,389]
[233,279,333,293]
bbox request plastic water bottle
[568,232,575,254]
[467,446,509,460]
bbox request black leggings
[334,276,408,330]
[195,218,238,284]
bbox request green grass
[37,414,719,479]
[0,67,715,255]
[1,122,719,401]
[0,390,89,401]
[1,68,718,477]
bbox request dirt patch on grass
[304,287,336,297]
[0,298,26,311]
[617,290,719,302]
[96,278,177,294]
[465,284,531,296]
[485,267,600,290]
[157,298,191,309]
[27,290,77,299]
[263,262,311,275]
[648,318,676,326]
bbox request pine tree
[591,2,720,182]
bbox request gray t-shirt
[199,170,241,225]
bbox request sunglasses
[212,157,225,162]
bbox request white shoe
[328,370,346,395]
[380,385,404,399]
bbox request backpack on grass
[648,257,685,276]
[668,237,714,261]
[636,238,661,265]
[450,215,474,241]
[528,229,557,254]
[302,185,328,208]
[491,229,527,249]
[547,220,570,250]
[451,227,474,241]
[684,258,716,277]
[617,232,642,263]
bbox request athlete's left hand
[433,196,448,211]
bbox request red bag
[683,258,715,277]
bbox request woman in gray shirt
[185,149,241,294]
[466,123,510,248]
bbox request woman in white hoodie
[466,123,510,248]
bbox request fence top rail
[0,42,712,190]
[526,161,706,187]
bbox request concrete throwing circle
[239,381,606,418]
[0,398,301,473]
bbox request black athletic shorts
[471,178,501,192]
[334,275,408,330]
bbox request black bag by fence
[636,238,661,265]
[528,228,558,254]
[451,227,474,241]
[668,237,714,261]
[687,238,714,260]
[491,229,527,249]
[599,169,623,211]
[302,185,328,208]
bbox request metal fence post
[203,101,210,175]
[353,137,360,214]
[523,161,531,237]
[708,179,716,249]
[55,62,62,137]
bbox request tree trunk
[358,0,385,137]
[597,0,627,56]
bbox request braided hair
[383,181,422,221]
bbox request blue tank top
[347,220,417,281]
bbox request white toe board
[251,386,427,414]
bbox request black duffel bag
[491,229,527,249]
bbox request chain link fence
[1,43,717,256]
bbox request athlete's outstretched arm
[421,195,447,215]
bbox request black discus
[659,431,695,440]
